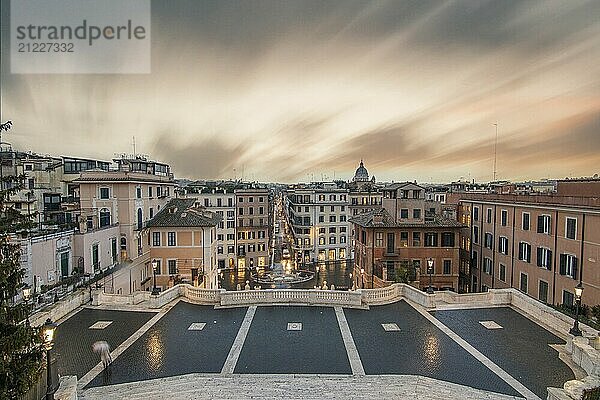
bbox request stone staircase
[81,373,523,400]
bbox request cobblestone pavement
[86,302,247,388]
[344,301,520,396]
[234,306,351,374]
[81,373,524,400]
[53,308,156,378]
[432,307,574,399]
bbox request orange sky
[1,0,599,182]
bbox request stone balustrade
[220,288,363,307]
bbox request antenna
[493,123,498,182]
[132,136,137,157]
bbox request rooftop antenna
[493,123,498,182]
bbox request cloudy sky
[1,0,599,183]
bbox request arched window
[99,208,111,228]
[137,208,143,230]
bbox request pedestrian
[93,341,112,369]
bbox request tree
[0,120,43,398]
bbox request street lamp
[360,267,365,289]
[349,273,353,291]
[42,318,57,400]
[151,259,159,295]
[427,258,434,294]
[570,282,584,336]
[23,284,32,326]
[217,268,222,289]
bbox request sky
[1,0,599,183]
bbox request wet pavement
[219,261,354,291]
[432,307,574,399]
[234,306,351,374]
[344,301,520,396]
[53,308,156,379]
[87,302,247,388]
[57,300,577,398]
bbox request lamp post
[217,268,222,289]
[349,272,353,291]
[23,284,32,326]
[570,282,584,336]
[360,267,365,289]
[42,318,57,400]
[151,259,159,295]
[427,258,434,294]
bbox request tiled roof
[350,209,466,229]
[349,209,399,228]
[146,198,221,228]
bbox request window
[536,247,552,269]
[559,254,578,279]
[484,233,493,249]
[238,207,244,216]
[566,217,577,240]
[412,232,421,246]
[167,232,176,246]
[539,281,549,303]
[340,215,346,222]
[537,215,551,234]
[148,186,153,198]
[217,246,223,254]
[473,226,479,244]
[329,216,336,223]
[217,198,222,207]
[498,236,508,255]
[340,236,347,244]
[168,260,177,275]
[400,209,409,219]
[443,260,451,275]
[518,242,531,263]
[413,209,421,219]
[473,206,479,221]
[330,206,335,212]
[425,232,438,247]
[486,208,492,223]
[228,198,233,207]
[563,290,574,307]
[329,227,336,234]
[522,212,530,230]
[319,237,325,245]
[319,216,324,223]
[99,208,111,227]
[152,232,161,246]
[472,251,478,268]
[400,232,408,247]
[92,243,99,271]
[149,207,154,219]
[136,187,142,199]
[441,232,455,247]
[499,264,506,282]
[375,232,383,247]
[329,236,336,245]
[483,258,492,274]
[520,273,528,293]
[228,245,235,254]
[386,233,395,253]
[501,210,508,226]
[137,208,143,230]
[100,187,110,199]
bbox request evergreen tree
[0,120,43,398]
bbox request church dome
[353,160,369,182]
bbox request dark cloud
[150,133,248,179]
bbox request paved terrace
[41,283,595,400]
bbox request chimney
[373,212,384,225]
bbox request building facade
[75,156,175,261]
[146,198,220,291]
[234,187,272,270]
[459,193,600,306]
[285,182,352,265]
[351,183,464,291]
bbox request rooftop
[146,198,221,228]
